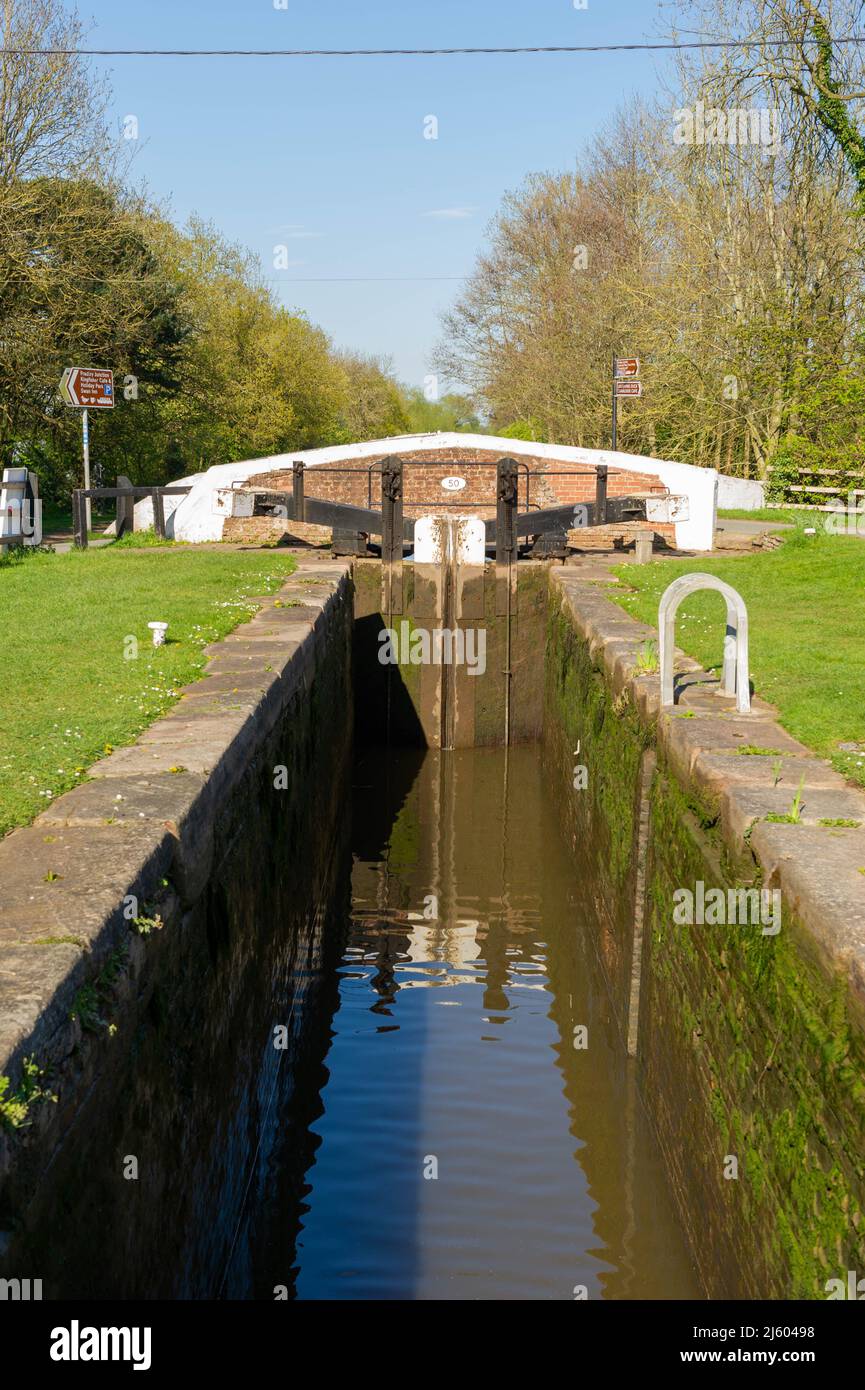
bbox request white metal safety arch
[658,573,751,714]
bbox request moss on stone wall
[545,600,648,893]
[644,769,865,1297]
[545,580,865,1300]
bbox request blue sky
[77,0,676,388]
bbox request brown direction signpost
[60,367,114,409]
[611,354,642,448]
[615,357,640,379]
[59,367,114,530]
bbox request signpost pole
[612,355,641,445]
[60,368,114,533]
[82,409,91,532]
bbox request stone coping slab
[659,714,808,784]
[0,944,91,1094]
[177,670,281,700]
[36,771,214,905]
[720,784,864,845]
[750,822,865,1010]
[0,560,350,1091]
[37,770,208,829]
[0,823,174,952]
[693,750,851,800]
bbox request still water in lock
[229,745,699,1300]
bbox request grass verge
[39,500,115,538]
[610,532,865,789]
[0,544,296,837]
[717,507,836,526]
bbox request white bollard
[658,574,751,714]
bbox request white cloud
[423,207,477,220]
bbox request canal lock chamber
[5,545,864,1301]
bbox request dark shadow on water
[219,744,426,1298]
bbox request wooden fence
[71,484,191,548]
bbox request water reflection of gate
[292,745,699,1300]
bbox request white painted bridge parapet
[658,573,751,714]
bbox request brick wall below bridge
[231,447,676,547]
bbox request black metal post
[595,464,609,527]
[496,458,519,564]
[292,460,305,523]
[496,457,519,618]
[380,456,404,614]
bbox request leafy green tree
[1,179,190,499]
[399,387,481,433]
[334,353,411,441]
[497,418,548,442]
[156,219,348,471]
[709,2,865,214]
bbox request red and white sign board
[615,358,640,379]
[60,367,114,409]
[614,379,643,398]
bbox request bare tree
[0,0,111,184]
[665,1,865,207]
[436,70,865,478]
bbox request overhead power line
[268,276,467,283]
[2,37,865,58]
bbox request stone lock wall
[544,570,865,1300]
[0,563,354,1297]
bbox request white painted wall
[414,514,486,564]
[716,475,766,511]
[1,467,42,546]
[135,433,719,550]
